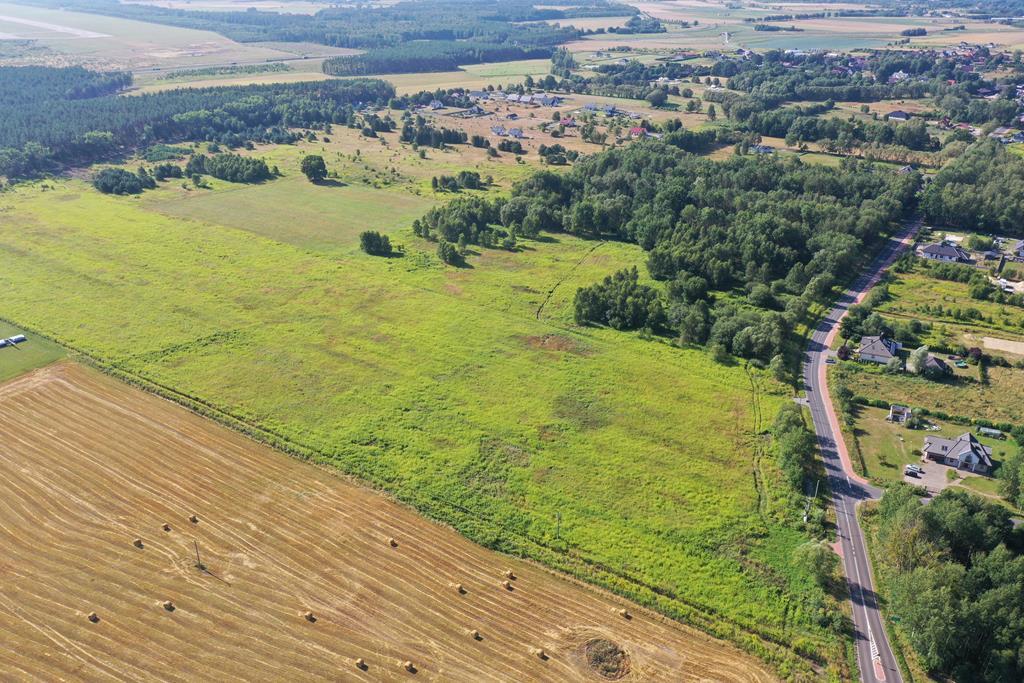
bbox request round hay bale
[617,608,631,620]
[87,611,99,623]
[303,611,316,623]
[354,658,367,670]
[502,580,513,591]
[189,515,199,524]
[454,583,466,594]
[162,600,175,612]
[162,523,171,532]
[504,569,516,580]
[402,660,416,673]
[388,537,398,548]
[533,648,548,660]
[133,538,144,549]
[469,629,481,641]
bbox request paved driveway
[903,461,950,495]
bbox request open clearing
[0,2,341,70]
[0,320,64,383]
[0,175,835,672]
[0,362,776,682]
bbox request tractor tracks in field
[744,364,770,525]
[535,240,606,321]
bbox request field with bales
[0,362,778,682]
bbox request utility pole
[194,540,205,571]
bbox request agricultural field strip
[0,14,109,38]
[0,181,817,662]
[0,363,776,682]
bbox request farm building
[887,110,912,121]
[0,334,27,348]
[922,432,993,474]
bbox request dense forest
[871,485,1024,682]
[921,141,1024,235]
[414,142,918,363]
[0,67,392,177]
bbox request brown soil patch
[523,334,587,354]
[584,639,631,680]
[0,362,777,682]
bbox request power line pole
[194,540,205,571]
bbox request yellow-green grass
[0,320,65,383]
[146,173,435,254]
[129,60,339,92]
[878,270,1024,338]
[848,405,1012,483]
[352,59,554,95]
[0,1,303,71]
[0,178,843,672]
[843,362,1024,427]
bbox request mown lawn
[0,319,65,383]
[0,178,843,674]
[849,406,1014,483]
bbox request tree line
[0,66,393,178]
[407,141,918,363]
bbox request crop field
[0,1,315,70]
[0,320,64,383]
[0,176,842,674]
[0,362,777,682]
[360,59,555,95]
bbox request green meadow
[0,176,841,674]
[0,319,65,383]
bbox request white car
[904,464,923,477]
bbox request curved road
[802,219,919,683]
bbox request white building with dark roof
[923,432,993,474]
[921,242,971,263]
[857,335,902,364]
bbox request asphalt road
[802,219,920,683]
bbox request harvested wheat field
[0,362,776,682]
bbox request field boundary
[0,314,820,676]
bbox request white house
[857,335,902,364]
[921,242,971,263]
[923,432,993,474]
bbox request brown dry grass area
[0,363,777,683]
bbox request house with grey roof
[921,242,971,263]
[923,432,993,474]
[923,354,952,376]
[857,335,902,364]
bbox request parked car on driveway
[904,464,923,477]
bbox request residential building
[857,335,902,364]
[920,242,971,263]
[923,432,993,474]
[887,404,912,423]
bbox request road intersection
[802,219,920,683]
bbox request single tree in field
[300,154,328,183]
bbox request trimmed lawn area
[848,405,1014,484]
[0,319,65,383]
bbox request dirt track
[0,363,776,682]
